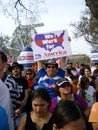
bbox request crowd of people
[1,50,98,130]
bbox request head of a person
[32,63,38,74]
[80,76,90,89]
[65,68,72,76]
[4,63,11,74]
[31,88,51,116]
[0,51,7,72]
[52,100,86,130]
[84,66,91,76]
[9,62,23,76]
[80,64,85,70]
[95,63,98,69]
[45,59,58,78]
[75,62,80,68]
[55,78,73,98]
[67,62,73,69]
[25,68,35,79]
[93,69,98,77]
[89,102,98,130]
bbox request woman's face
[84,68,91,76]
[32,97,50,117]
[53,118,86,130]
[58,83,72,96]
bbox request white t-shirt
[78,85,95,107]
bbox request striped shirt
[4,74,18,111]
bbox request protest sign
[32,29,72,61]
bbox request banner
[91,50,98,63]
[31,29,72,61]
[17,46,35,68]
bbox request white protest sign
[91,51,98,63]
[31,29,72,61]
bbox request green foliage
[71,8,98,50]
[0,33,10,53]
[66,54,90,65]
[85,0,98,19]
[9,25,36,58]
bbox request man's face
[12,66,21,77]
[46,64,58,78]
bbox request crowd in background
[1,50,98,130]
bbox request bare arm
[60,57,66,70]
[37,60,44,71]
[17,114,27,130]
[21,88,30,107]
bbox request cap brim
[57,81,69,86]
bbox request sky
[0,0,91,55]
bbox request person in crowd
[36,58,66,112]
[52,100,86,130]
[89,102,98,130]
[32,62,38,74]
[17,88,53,130]
[91,69,98,101]
[8,62,30,127]
[84,66,95,88]
[2,65,19,117]
[65,68,75,82]
[25,68,36,89]
[75,62,80,74]
[4,62,11,75]
[0,50,14,130]
[65,68,78,93]
[66,61,76,71]
[77,65,95,89]
[77,76,96,108]
[79,63,85,75]
[55,78,89,116]
[0,106,9,130]
[91,63,98,73]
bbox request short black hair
[0,51,7,62]
[53,100,85,129]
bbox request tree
[85,0,98,19]
[71,8,98,50]
[0,0,46,23]
[9,25,36,58]
[0,33,11,53]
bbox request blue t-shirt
[0,106,9,130]
[36,68,65,98]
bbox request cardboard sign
[32,29,72,61]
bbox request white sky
[0,0,91,55]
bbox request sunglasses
[47,65,56,69]
[26,73,32,75]
[60,83,71,88]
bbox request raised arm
[60,56,66,70]
[37,60,44,71]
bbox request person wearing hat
[89,102,98,130]
[55,78,88,113]
[36,57,66,112]
[8,62,30,128]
